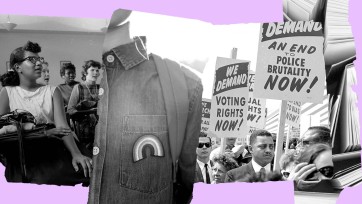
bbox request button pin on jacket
[106,55,114,63]
[99,88,104,96]
[93,146,100,156]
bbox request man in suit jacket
[194,133,213,183]
[224,130,275,182]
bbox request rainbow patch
[133,135,164,162]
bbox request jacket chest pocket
[119,115,172,194]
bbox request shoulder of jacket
[152,54,202,84]
[231,164,247,173]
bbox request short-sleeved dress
[67,83,99,150]
[6,85,56,124]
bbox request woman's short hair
[0,41,41,86]
[81,60,101,81]
[212,153,239,172]
[60,63,76,77]
[279,149,297,170]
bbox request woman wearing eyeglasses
[0,41,92,185]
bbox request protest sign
[285,101,301,128]
[254,21,325,103]
[290,127,300,138]
[247,70,266,129]
[249,71,255,92]
[209,57,249,138]
[248,126,257,135]
[201,98,211,133]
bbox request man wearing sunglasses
[288,143,334,191]
[195,133,213,184]
[296,126,331,152]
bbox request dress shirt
[196,159,213,183]
[251,159,271,173]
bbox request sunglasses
[198,142,211,148]
[306,166,334,180]
[281,171,290,178]
[20,56,45,64]
[296,139,309,146]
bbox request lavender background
[0,0,361,203]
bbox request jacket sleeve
[224,170,235,183]
[175,80,203,204]
[67,84,80,115]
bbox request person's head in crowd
[211,139,215,146]
[0,41,43,87]
[212,154,239,184]
[215,138,221,146]
[81,60,101,83]
[249,129,275,167]
[297,126,331,151]
[296,143,334,181]
[289,139,297,149]
[279,149,297,180]
[60,62,77,85]
[37,61,50,85]
[196,132,212,163]
[225,137,236,149]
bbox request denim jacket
[88,38,203,204]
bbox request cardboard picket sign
[201,98,211,133]
[290,127,300,139]
[285,101,301,128]
[249,71,255,92]
[209,57,250,138]
[254,21,325,103]
[247,70,266,129]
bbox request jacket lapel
[195,164,204,183]
[246,161,255,175]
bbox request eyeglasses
[198,142,211,148]
[297,139,310,147]
[307,166,334,179]
[20,56,45,64]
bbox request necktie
[259,167,266,181]
[205,163,211,184]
